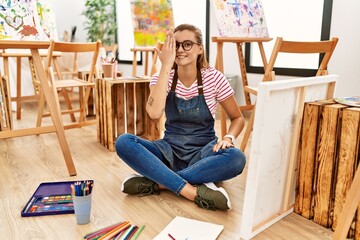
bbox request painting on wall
[0,0,51,40]
[211,0,269,37]
[130,0,175,46]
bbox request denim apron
[153,69,218,171]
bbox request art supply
[71,180,94,225]
[168,233,176,240]
[72,194,92,225]
[153,216,223,240]
[132,225,145,240]
[21,180,93,217]
[102,63,115,79]
[84,222,145,240]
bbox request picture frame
[245,0,333,76]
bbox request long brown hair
[172,24,209,70]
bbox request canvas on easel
[0,0,49,40]
[130,0,175,46]
[239,75,337,239]
[211,0,269,37]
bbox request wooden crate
[295,101,360,238]
[96,77,160,151]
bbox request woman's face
[173,30,203,67]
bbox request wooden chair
[240,37,339,151]
[36,39,101,129]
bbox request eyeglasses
[175,40,199,51]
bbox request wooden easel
[130,46,155,77]
[0,51,61,120]
[0,41,76,176]
[212,36,272,137]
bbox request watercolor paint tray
[334,96,360,107]
[21,180,91,217]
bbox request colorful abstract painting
[130,0,175,46]
[0,0,50,40]
[36,0,58,40]
[212,0,269,37]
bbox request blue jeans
[115,133,246,195]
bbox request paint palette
[334,96,360,107]
[21,181,92,217]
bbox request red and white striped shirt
[150,66,234,119]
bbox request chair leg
[79,86,92,122]
[240,106,256,152]
[36,90,46,130]
[60,88,76,122]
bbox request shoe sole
[204,182,232,210]
[121,174,143,192]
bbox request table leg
[132,51,137,77]
[144,52,149,76]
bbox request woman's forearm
[146,67,171,119]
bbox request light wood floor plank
[0,101,336,239]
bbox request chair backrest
[263,37,339,81]
[46,39,102,83]
[150,41,164,76]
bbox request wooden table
[96,77,160,151]
[0,50,61,120]
[212,36,272,137]
[0,41,76,176]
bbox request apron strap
[171,69,203,95]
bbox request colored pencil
[124,225,138,240]
[84,221,124,239]
[117,225,134,240]
[132,225,145,240]
[98,222,131,240]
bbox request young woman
[115,24,246,211]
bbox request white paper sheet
[153,216,224,240]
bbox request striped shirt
[150,66,234,119]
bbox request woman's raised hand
[156,30,176,70]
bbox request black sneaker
[121,174,159,196]
[194,182,231,211]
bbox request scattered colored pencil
[84,222,145,240]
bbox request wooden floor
[0,101,336,240]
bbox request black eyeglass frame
[175,40,200,51]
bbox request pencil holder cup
[102,63,114,79]
[72,194,92,225]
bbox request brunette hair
[173,24,209,69]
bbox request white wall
[50,0,360,97]
[208,0,360,98]
[47,0,87,42]
[329,0,360,97]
